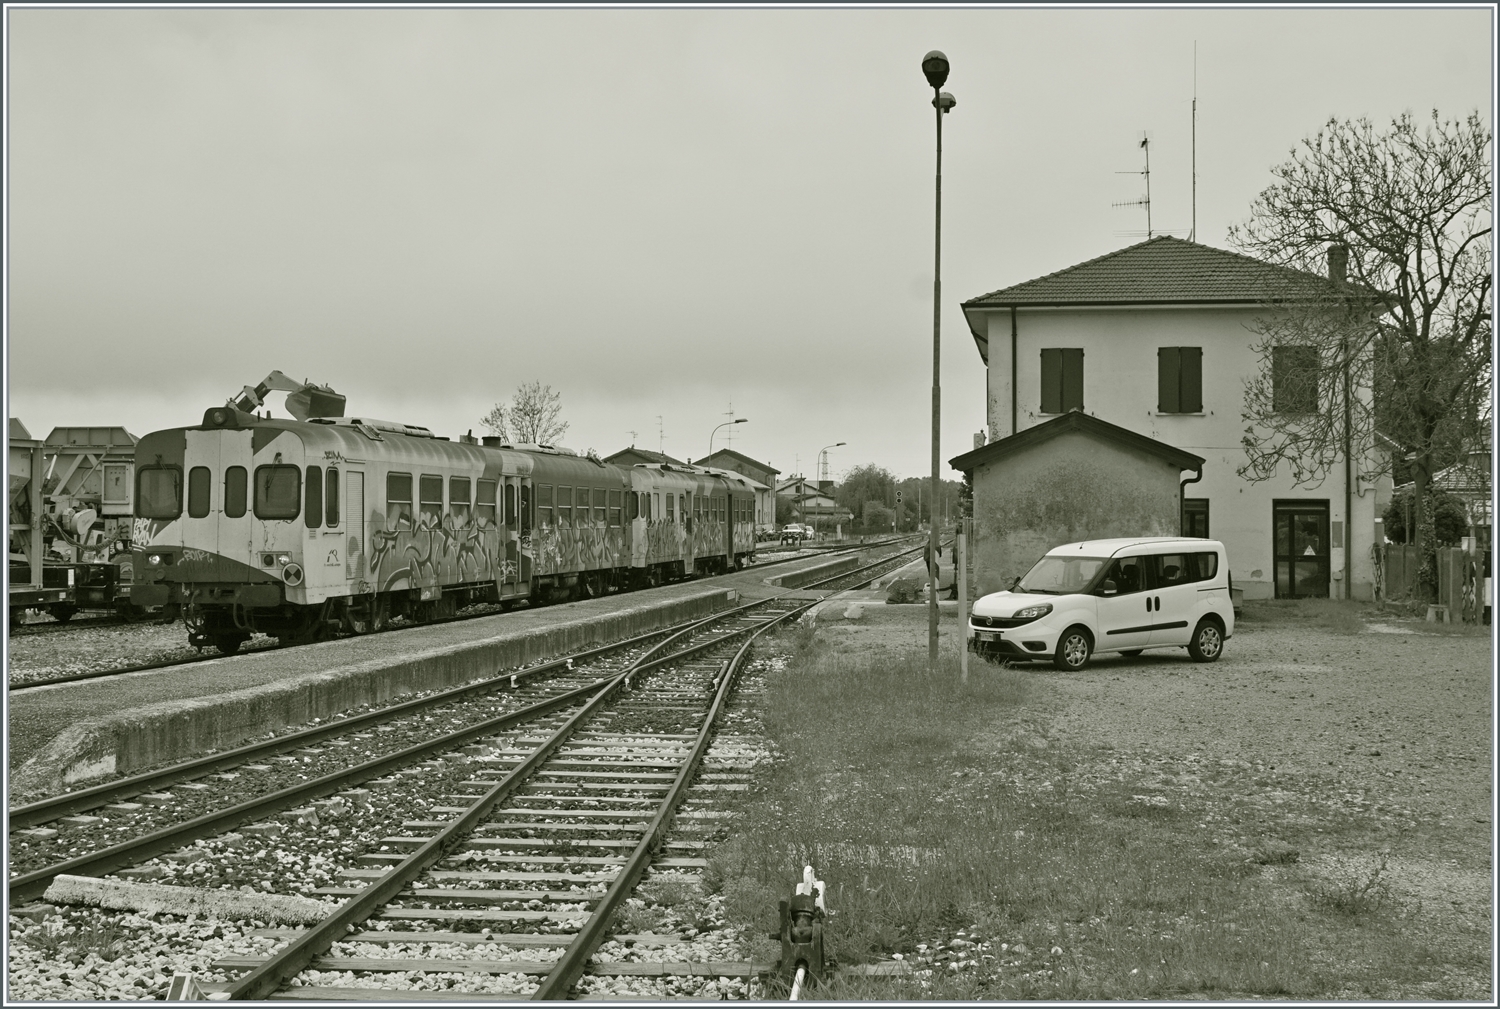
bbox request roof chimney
[1327,243,1348,288]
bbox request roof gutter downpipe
[1179,465,1203,535]
[1010,306,1018,436]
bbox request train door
[681,490,696,573]
[519,481,532,585]
[219,430,254,572]
[182,431,220,564]
[503,476,521,590]
[346,472,366,584]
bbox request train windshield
[136,465,183,519]
[254,465,301,520]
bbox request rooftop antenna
[1190,42,1197,243]
[1113,133,1153,239]
[656,416,664,454]
[627,429,638,447]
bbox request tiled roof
[949,410,1204,474]
[603,447,686,467]
[962,236,1335,308]
[698,448,780,476]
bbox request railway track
[7,541,912,693]
[11,595,806,999]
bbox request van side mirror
[1099,579,1118,596]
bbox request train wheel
[213,634,246,655]
[343,597,373,634]
[48,604,78,623]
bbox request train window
[593,488,606,523]
[224,467,247,519]
[419,475,443,525]
[325,468,340,527]
[188,467,211,518]
[451,476,472,525]
[538,484,554,527]
[665,493,675,522]
[557,486,573,527]
[136,465,183,519]
[608,490,622,527]
[626,491,639,521]
[653,493,660,519]
[387,472,413,529]
[254,465,301,520]
[305,466,323,529]
[477,479,497,528]
[504,483,517,526]
[520,482,531,534]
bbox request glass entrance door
[1274,500,1330,598]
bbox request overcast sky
[6,6,1492,481]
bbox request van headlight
[1012,603,1053,621]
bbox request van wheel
[1188,618,1224,662]
[1053,627,1093,671]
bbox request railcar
[131,407,758,653]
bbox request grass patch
[710,638,1324,999]
[1238,598,1368,634]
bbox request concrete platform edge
[13,588,736,794]
[763,554,860,588]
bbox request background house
[776,475,852,535]
[958,236,1386,600]
[603,447,687,468]
[696,448,779,532]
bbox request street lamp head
[922,50,950,89]
[733,418,748,425]
[834,441,846,448]
[932,91,956,113]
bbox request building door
[1274,500,1330,598]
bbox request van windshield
[1017,555,1106,594]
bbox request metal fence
[1381,544,1489,619]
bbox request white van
[967,537,1234,671]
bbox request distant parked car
[780,523,814,544]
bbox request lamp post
[923,50,955,671]
[708,418,748,457]
[817,442,845,485]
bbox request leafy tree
[480,381,570,446]
[836,465,896,522]
[1382,486,1471,547]
[1229,110,1492,589]
[861,501,894,535]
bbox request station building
[952,237,1393,601]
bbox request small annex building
[603,447,688,468]
[950,411,1205,596]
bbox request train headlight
[210,409,228,426]
[276,553,292,566]
[282,562,304,587]
[147,554,162,567]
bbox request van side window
[1147,552,1217,586]
[1188,551,1218,581]
[1099,556,1145,594]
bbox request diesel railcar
[131,407,757,653]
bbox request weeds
[1239,598,1367,634]
[1310,850,1394,915]
[15,914,127,965]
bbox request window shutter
[1040,349,1062,413]
[1062,348,1084,411]
[1158,348,1180,413]
[1180,347,1202,412]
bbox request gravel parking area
[805,599,1492,1000]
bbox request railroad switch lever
[771,865,829,986]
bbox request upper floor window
[1273,345,1319,413]
[1040,348,1084,413]
[1157,347,1203,413]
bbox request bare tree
[1230,110,1492,586]
[479,403,508,441]
[507,381,569,446]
